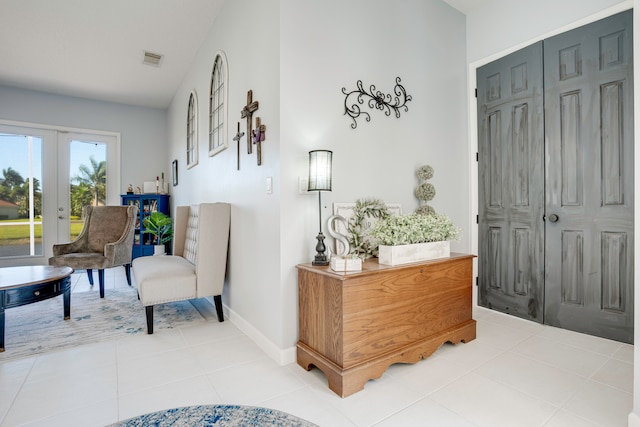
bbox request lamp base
[312,232,330,266]
[312,256,330,266]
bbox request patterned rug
[0,287,206,361]
[108,405,318,427]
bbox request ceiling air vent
[143,51,163,67]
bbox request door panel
[477,10,633,343]
[0,125,119,267]
[0,125,55,266]
[544,10,633,343]
[57,133,110,243]
[477,42,545,322]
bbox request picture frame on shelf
[143,181,156,193]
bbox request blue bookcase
[121,194,170,259]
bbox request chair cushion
[183,207,199,265]
[132,255,197,306]
[49,253,109,269]
[87,206,132,254]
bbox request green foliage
[415,164,435,215]
[72,156,106,210]
[0,220,83,242]
[142,211,173,244]
[369,213,461,246]
[1,156,103,221]
[0,167,42,217]
[70,182,95,217]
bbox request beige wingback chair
[132,202,231,334]
[49,205,138,298]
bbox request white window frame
[0,120,120,266]
[186,90,198,169]
[209,51,229,157]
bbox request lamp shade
[308,150,333,191]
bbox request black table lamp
[308,150,332,266]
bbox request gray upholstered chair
[49,205,138,298]
[132,202,230,333]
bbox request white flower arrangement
[369,213,461,246]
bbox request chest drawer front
[342,258,473,366]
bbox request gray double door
[477,10,633,343]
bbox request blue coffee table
[0,265,73,352]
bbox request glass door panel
[0,133,43,257]
[68,139,107,240]
[0,123,119,267]
[56,132,117,243]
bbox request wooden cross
[240,90,259,154]
[252,117,266,166]
[232,122,245,170]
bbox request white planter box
[330,256,363,272]
[378,241,450,266]
[153,245,166,256]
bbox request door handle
[58,216,66,220]
[547,214,559,222]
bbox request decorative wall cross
[232,122,245,170]
[252,117,266,165]
[240,90,259,154]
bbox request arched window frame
[209,51,229,157]
[186,90,198,169]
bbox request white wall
[166,0,468,362]
[0,85,167,194]
[463,0,638,424]
[280,0,468,353]
[166,0,285,356]
[466,0,628,63]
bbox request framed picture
[172,160,178,186]
[331,202,402,255]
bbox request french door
[477,10,633,343]
[0,123,120,267]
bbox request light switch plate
[298,177,309,194]
[266,177,273,194]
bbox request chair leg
[145,306,154,334]
[0,307,5,352]
[214,295,224,322]
[124,264,132,286]
[98,269,105,298]
[86,269,94,285]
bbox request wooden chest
[296,253,476,397]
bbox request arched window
[186,91,198,168]
[209,52,228,156]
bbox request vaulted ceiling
[0,0,476,109]
[0,0,224,108]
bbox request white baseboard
[223,303,296,366]
[629,411,640,427]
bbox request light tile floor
[0,268,633,427]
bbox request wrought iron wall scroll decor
[341,77,412,129]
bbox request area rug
[0,287,206,361]
[108,405,318,427]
